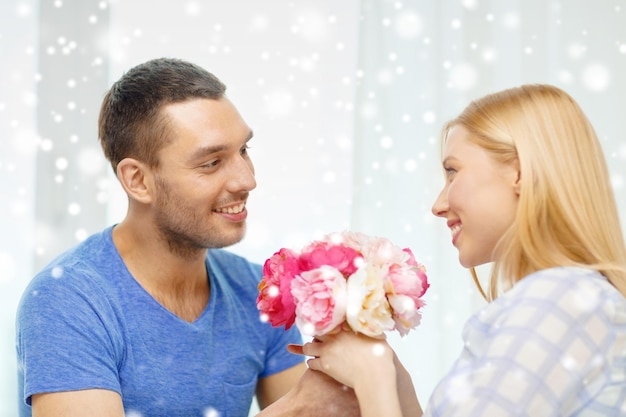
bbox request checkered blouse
[424,267,626,417]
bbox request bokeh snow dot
[568,42,587,59]
[264,90,294,118]
[449,63,478,91]
[268,285,279,297]
[611,174,624,190]
[380,136,393,149]
[360,102,378,119]
[296,10,329,42]
[394,11,422,39]
[372,343,386,356]
[251,15,269,32]
[462,0,478,9]
[0,253,16,284]
[67,203,81,216]
[55,157,69,171]
[503,13,520,29]
[78,148,105,175]
[557,70,574,84]
[581,63,610,91]
[51,266,64,279]
[185,1,201,16]
[204,407,221,417]
[40,138,54,151]
[75,228,88,242]
[404,159,417,172]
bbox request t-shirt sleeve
[260,322,304,378]
[424,269,619,417]
[16,265,122,406]
[209,249,306,379]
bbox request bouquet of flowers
[257,231,429,337]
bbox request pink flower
[340,232,411,267]
[257,230,430,338]
[291,266,347,336]
[387,295,424,336]
[403,248,418,266]
[299,240,361,277]
[257,248,301,329]
[385,263,429,335]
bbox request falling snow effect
[1,1,626,416]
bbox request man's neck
[112,220,211,322]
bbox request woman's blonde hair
[443,84,626,301]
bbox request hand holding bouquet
[257,231,429,337]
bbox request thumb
[287,344,304,355]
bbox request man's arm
[394,353,423,417]
[256,362,307,409]
[257,342,421,417]
[32,389,124,417]
[255,368,361,417]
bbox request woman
[298,84,626,416]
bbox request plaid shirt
[424,267,626,417]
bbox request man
[16,58,306,417]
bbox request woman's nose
[431,189,448,217]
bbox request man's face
[151,97,256,255]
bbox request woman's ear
[116,158,154,204]
[513,158,521,196]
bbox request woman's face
[431,125,520,268]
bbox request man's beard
[153,176,246,259]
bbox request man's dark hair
[98,58,227,172]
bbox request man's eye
[202,160,220,168]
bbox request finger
[287,344,304,355]
[301,341,322,357]
[306,357,324,372]
[326,325,342,335]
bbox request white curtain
[2,1,625,416]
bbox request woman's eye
[444,167,456,176]
[240,145,250,156]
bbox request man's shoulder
[24,227,117,295]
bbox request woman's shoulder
[510,266,621,306]
[471,267,626,331]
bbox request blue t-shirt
[16,226,303,417]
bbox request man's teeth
[451,224,462,238]
[215,203,245,214]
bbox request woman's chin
[459,255,488,269]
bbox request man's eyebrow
[188,130,254,162]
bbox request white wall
[2,1,625,416]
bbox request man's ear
[116,158,154,204]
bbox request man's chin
[207,228,247,249]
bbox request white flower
[345,265,394,337]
